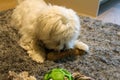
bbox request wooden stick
[47,48,86,60]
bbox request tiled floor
[97,0,120,25]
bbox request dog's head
[36,6,80,51]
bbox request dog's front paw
[75,41,89,52]
[28,50,45,63]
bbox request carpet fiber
[0,10,120,80]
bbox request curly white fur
[12,0,89,63]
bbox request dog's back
[12,0,47,29]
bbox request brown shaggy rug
[0,10,120,80]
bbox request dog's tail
[17,0,44,4]
[17,0,25,4]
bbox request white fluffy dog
[12,0,89,63]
